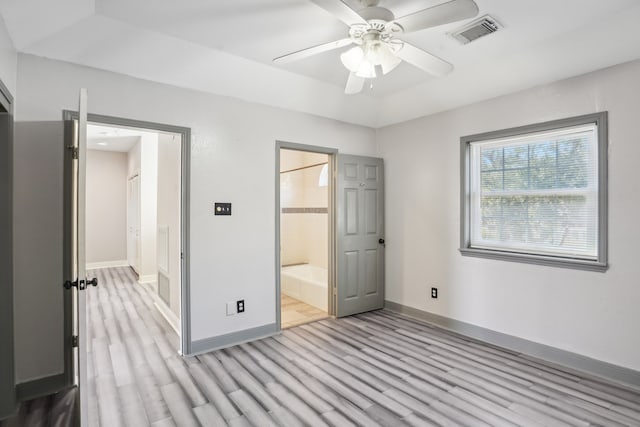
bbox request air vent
[450,15,502,45]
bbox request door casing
[127,175,141,274]
[275,141,338,329]
[62,110,193,356]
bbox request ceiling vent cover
[450,15,501,44]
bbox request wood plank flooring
[3,266,640,426]
[0,387,76,427]
[281,294,329,329]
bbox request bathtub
[281,264,328,311]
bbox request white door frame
[275,141,338,330]
[126,175,141,274]
[62,110,193,355]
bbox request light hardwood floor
[3,266,640,426]
[0,387,76,427]
[281,294,329,329]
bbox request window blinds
[469,123,599,259]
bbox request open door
[0,100,16,419]
[336,154,385,317]
[63,89,96,426]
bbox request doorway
[276,142,386,330]
[276,143,337,330]
[85,122,184,336]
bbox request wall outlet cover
[237,299,245,313]
[431,287,438,299]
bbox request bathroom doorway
[276,143,336,329]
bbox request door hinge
[72,335,79,348]
[67,145,79,159]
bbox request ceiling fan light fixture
[375,43,402,74]
[342,38,401,78]
[355,60,377,78]
[381,55,401,74]
[340,46,364,72]
[274,0,480,95]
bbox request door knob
[86,277,98,287]
[378,238,385,245]
[63,280,78,290]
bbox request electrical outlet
[431,287,438,299]
[237,299,245,313]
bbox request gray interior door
[75,89,90,426]
[336,154,385,317]
[63,89,91,425]
[0,109,16,419]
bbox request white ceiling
[2,0,640,127]
[87,123,142,152]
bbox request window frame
[459,112,608,272]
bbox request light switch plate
[215,202,232,216]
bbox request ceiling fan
[273,0,479,94]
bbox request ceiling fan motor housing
[359,0,381,7]
[357,6,395,23]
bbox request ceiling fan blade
[395,41,453,77]
[394,0,479,33]
[309,0,367,26]
[273,38,353,64]
[345,72,365,94]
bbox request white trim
[141,282,180,335]
[138,274,157,284]
[86,260,128,270]
[154,302,180,335]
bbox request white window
[460,113,608,271]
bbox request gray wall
[13,121,65,383]
[377,59,640,371]
[13,53,377,382]
[86,150,128,265]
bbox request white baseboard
[154,302,180,335]
[138,274,157,284]
[86,260,128,270]
[141,282,180,335]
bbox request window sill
[459,247,608,272]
